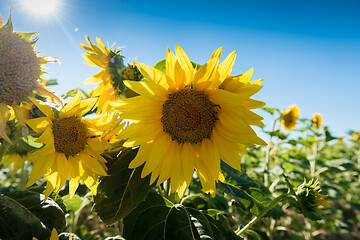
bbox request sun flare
[22,0,58,15]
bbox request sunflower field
[1,13,360,240]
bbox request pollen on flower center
[52,116,87,156]
[0,28,41,105]
[161,88,218,144]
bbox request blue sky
[1,0,360,137]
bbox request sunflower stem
[236,193,288,236]
[18,158,28,189]
[264,118,278,188]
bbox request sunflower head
[25,93,109,198]
[0,14,41,105]
[81,37,129,105]
[353,131,360,141]
[113,45,266,197]
[312,113,322,129]
[280,105,300,131]
[296,179,330,214]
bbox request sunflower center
[161,88,218,144]
[52,116,87,156]
[0,28,41,105]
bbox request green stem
[236,194,289,236]
[310,141,318,178]
[264,119,278,187]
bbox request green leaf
[93,148,154,224]
[45,79,59,86]
[203,209,243,240]
[262,107,279,115]
[62,88,79,99]
[123,192,173,238]
[182,195,217,210]
[0,189,66,239]
[153,59,166,74]
[266,130,288,140]
[62,194,82,211]
[124,193,214,240]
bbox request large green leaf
[203,209,243,240]
[220,163,271,214]
[0,189,65,239]
[93,148,154,224]
[124,192,215,240]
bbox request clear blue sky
[1,0,360,137]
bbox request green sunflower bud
[296,179,330,216]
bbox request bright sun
[23,0,59,15]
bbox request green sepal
[15,31,39,47]
[3,12,13,32]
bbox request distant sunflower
[0,14,60,143]
[80,37,126,113]
[280,105,300,131]
[353,131,360,141]
[312,113,322,129]
[296,179,330,213]
[25,92,108,198]
[112,45,266,197]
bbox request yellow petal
[193,57,219,91]
[26,154,54,187]
[217,50,236,84]
[28,97,54,118]
[26,117,52,133]
[80,152,108,176]
[59,92,82,118]
[0,103,11,143]
[135,62,170,89]
[175,45,194,85]
[166,48,176,87]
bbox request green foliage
[93,148,154,225]
[124,192,224,240]
[0,189,65,239]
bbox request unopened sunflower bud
[296,179,330,214]
[121,64,143,82]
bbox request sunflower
[0,14,60,143]
[280,105,300,131]
[296,179,330,213]
[312,113,322,129]
[111,45,266,197]
[353,131,360,141]
[25,92,108,198]
[80,36,126,114]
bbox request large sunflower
[25,92,108,198]
[280,105,300,131]
[112,45,266,197]
[0,14,60,143]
